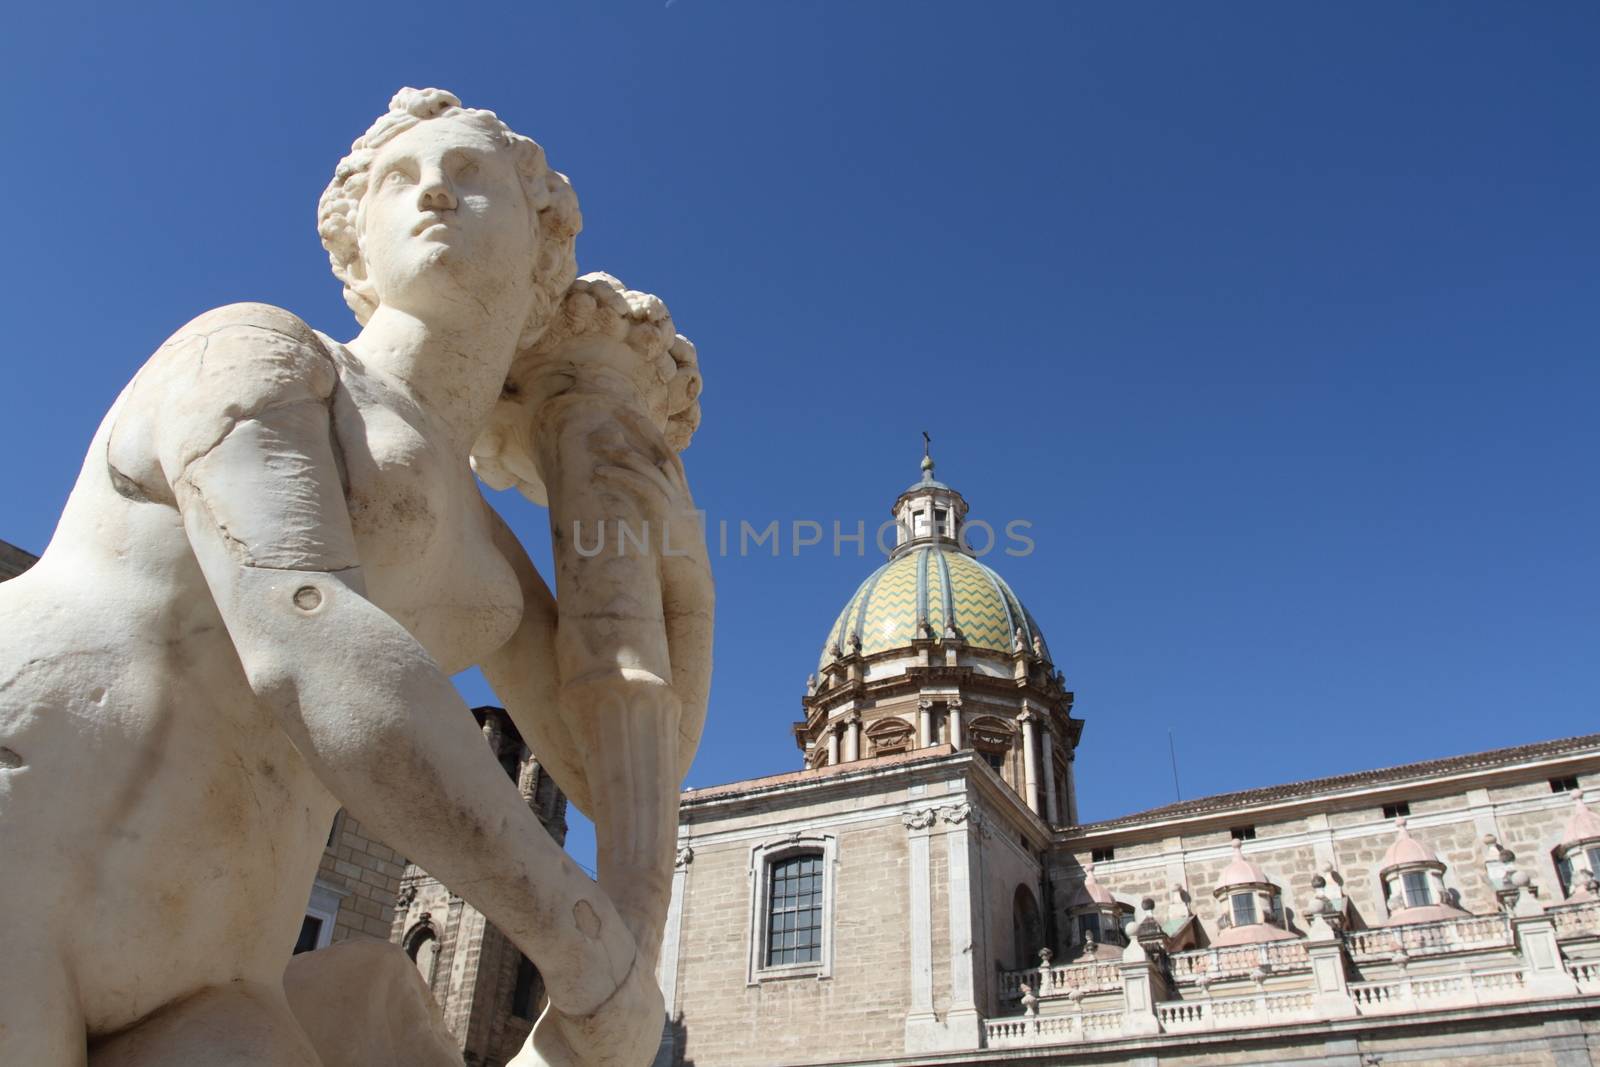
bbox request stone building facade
[658,460,1600,1066]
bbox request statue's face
[359,114,536,323]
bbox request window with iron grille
[766,854,823,966]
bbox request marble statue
[0,87,712,1067]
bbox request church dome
[816,447,1052,676]
[819,545,1049,669]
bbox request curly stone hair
[523,272,703,452]
[316,87,581,346]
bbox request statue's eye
[383,170,412,187]
[455,161,479,183]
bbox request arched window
[404,915,439,986]
[766,854,823,966]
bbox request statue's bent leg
[88,982,321,1067]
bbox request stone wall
[671,814,913,1065]
[320,810,405,943]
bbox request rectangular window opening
[1550,776,1581,793]
[1402,870,1433,908]
[1231,893,1257,926]
[1091,846,1115,863]
[1382,801,1411,820]
[1230,825,1256,841]
[765,854,823,967]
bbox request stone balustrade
[1347,967,1527,1013]
[983,905,1600,1050]
[1567,958,1600,990]
[1343,913,1512,960]
[1168,940,1311,982]
[998,958,1123,1002]
[1157,989,1315,1032]
[984,1008,1125,1048]
[1549,900,1600,940]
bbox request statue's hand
[471,394,549,505]
[509,954,664,1067]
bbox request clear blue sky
[3,3,1596,872]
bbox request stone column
[1019,709,1040,814]
[918,698,933,748]
[826,726,840,766]
[843,714,861,762]
[902,808,939,1050]
[1040,728,1058,825]
[949,707,964,751]
[942,803,982,1049]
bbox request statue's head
[318,88,581,346]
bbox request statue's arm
[476,448,713,799]
[151,304,636,1018]
[478,500,595,814]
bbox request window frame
[301,877,342,953]
[1231,891,1258,927]
[747,833,838,984]
[1401,869,1434,908]
[763,853,825,967]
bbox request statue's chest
[331,384,521,672]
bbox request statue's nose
[417,169,457,212]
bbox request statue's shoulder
[110,304,342,493]
[152,302,338,403]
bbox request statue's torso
[324,337,523,675]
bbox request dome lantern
[889,437,970,556]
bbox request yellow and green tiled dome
[819,545,1049,669]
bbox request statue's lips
[410,214,450,238]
